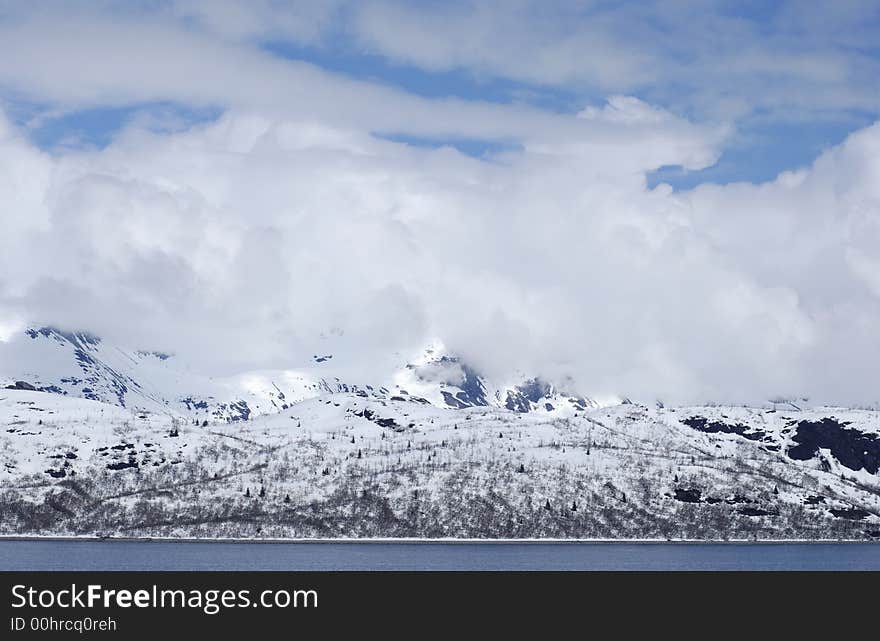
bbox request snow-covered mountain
[0,327,603,422]
[1,327,879,539]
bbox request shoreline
[0,535,876,545]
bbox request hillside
[1,384,878,539]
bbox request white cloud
[350,0,654,90]
[348,0,880,123]
[3,1,877,126]
[167,0,343,44]
[0,101,879,404]
[0,9,725,161]
[0,2,878,406]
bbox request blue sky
[646,117,878,188]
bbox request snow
[1,328,879,539]
[1,387,879,539]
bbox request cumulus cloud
[0,2,879,406]
[0,95,879,405]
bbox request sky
[1,1,880,405]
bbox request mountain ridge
[0,327,604,422]
[2,327,879,539]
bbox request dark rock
[674,488,702,503]
[6,381,37,391]
[787,418,880,474]
[106,460,139,471]
[682,416,769,442]
[829,507,870,520]
[505,378,553,413]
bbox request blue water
[1,540,878,570]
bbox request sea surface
[2,540,879,570]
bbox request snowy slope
[1,387,879,539]
[0,328,605,422]
[3,326,879,539]
[0,327,388,422]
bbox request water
[1,540,879,570]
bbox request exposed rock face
[5,381,36,391]
[682,416,769,442]
[787,418,880,474]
